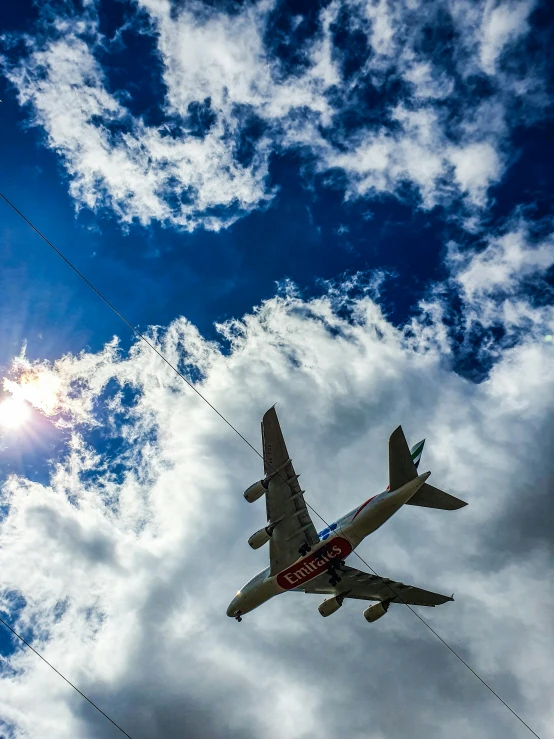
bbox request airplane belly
[249,578,281,610]
[345,478,427,541]
[275,537,353,591]
[345,498,405,540]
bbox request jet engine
[318,594,345,617]
[248,526,273,550]
[243,479,269,503]
[363,600,390,623]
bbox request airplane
[227,407,467,623]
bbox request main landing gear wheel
[328,562,343,586]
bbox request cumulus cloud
[448,142,503,206]
[450,224,554,300]
[3,15,275,231]
[479,0,536,74]
[2,0,547,230]
[1,226,553,738]
[445,220,554,348]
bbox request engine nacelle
[243,479,268,503]
[248,526,272,550]
[318,595,344,617]
[363,600,390,623]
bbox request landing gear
[234,611,243,622]
[328,566,342,586]
[327,558,346,586]
[298,543,311,556]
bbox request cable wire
[0,192,542,739]
[0,193,265,464]
[0,615,133,739]
[302,502,542,739]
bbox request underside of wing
[262,407,320,574]
[301,565,454,607]
[406,482,467,510]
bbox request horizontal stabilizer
[406,482,467,510]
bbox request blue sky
[1,0,551,366]
[0,2,553,738]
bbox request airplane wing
[262,407,320,574]
[301,564,454,606]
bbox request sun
[0,397,31,429]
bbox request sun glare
[4,371,61,416]
[0,397,31,429]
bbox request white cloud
[445,221,554,341]
[448,142,503,205]
[403,62,455,100]
[2,0,546,230]
[364,0,396,57]
[479,0,536,74]
[4,17,275,231]
[451,224,554,300]
[143,0,338,122]
[1,246,554,737]
[323,108,449,206]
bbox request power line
[0,615,133,739]
[0,192,542,739]
[302,502,542,739]
[0,193,263,464]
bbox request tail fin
[410,439,425,470]
[389,426,417,491]
[389,426,467,510]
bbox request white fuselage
[227,473,429,618]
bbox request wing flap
[302,565,454,607]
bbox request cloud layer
[1,219,553,738]
[2,2,553,737]
[3,0,547,230]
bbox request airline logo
[276,537,353,590]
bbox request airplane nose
[227,596,240,617]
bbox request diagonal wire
[0,192,543,739]
[301,502,542,739]
[0,193,265,464]
[0,615,133,739]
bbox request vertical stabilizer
[389,426,418,492]
[390,427,467,509]
[410,439,425,469]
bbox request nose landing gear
[234,611,243,622]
